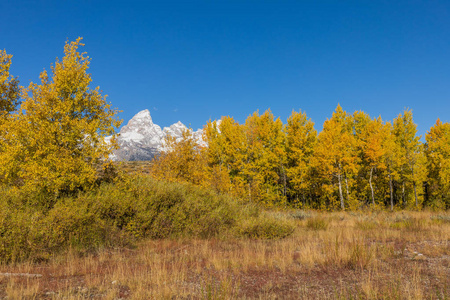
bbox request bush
[235,213,295,239]
[290,210,312,220]
[431,214,450,224]
[0,198,129,263]
[0,175,295,262]
[306,216,330,230]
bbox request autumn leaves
[0,39,121,199]
[1,39,449,210]
[151,106,450,210]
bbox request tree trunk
[402,182,406,207]
[388,170,394,212]
[338,173,345,210]
[345,175,350,203]
[369,167,375,206]
[411,168,418,207]
[413,181,418,208]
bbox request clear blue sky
[1,0,449,137]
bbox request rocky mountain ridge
[108,109,204,161]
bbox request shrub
[290,210,312,220]
[306,216,330,230]
[431,214,450,224]
[0,175,295,262]
[235,213,295,239]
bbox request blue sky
[1,0,449,137]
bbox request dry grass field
[0,210,448,299]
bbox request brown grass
[0,210,448,299]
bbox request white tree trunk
[369,167,375,206]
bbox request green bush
[235,213,295,239]
[0,175,295,262]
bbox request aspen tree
[0,50,20,118]
[354,114,388,207]
[243,110,286,205]
[152,128,209,186]
[204,117,247,195]
[392,110,425,208]
[0,50,21,184]
[351,111,372,205]
[382,122,400,211]
[285,110,317,206]
[1,38,121,196]
[313,105,357,210]
[425,119,450,208]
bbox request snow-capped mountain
[108,109,204,161]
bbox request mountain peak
[109,109,204,161]
[132,109,152,121]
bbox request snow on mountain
[163,121,188,142]
[108,109,205,161]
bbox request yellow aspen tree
[0,50,20,118]
[203,119,229,192]
[382,121,402,211]
[364,118,389,206]
[2,38,121,196]
[312,105,357,210]
[220,117,250,198]
[285,110,317,207]
[152,128,208,186]
[242,111,264,202]
[351,111,372,205]
[243,110,286,206]
[392,109,426,208]
[203,117,247,195]
[0,50,21,185]
[353,112,389,207]
[425,119,450,208]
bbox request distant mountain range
[107,109,204,161]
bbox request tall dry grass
[0,210,448,299]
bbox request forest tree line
[1,40,449,211]
[152,106,450,210]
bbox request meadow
[0,208,448,299]
[1,34,449,300]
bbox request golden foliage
[0,38,121,197]
[153,105,447,210]
[425,119,450,208]
[0,49,20,117]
